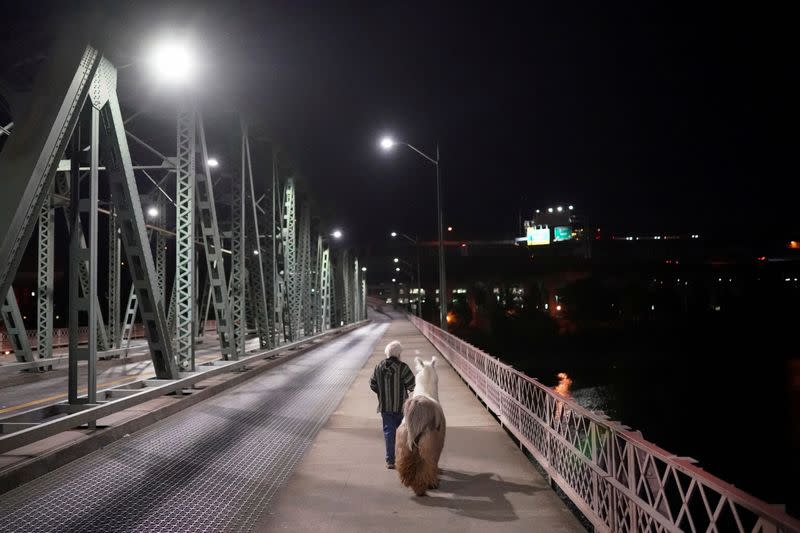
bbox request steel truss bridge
[0,39,364,434]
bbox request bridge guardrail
[408,314,800,533]
[0,321,219,354]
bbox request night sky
[1,1,796,245]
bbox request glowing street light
[331,229,343,239]
[391,278,396,282]
[147,206,159,218]
[393,258,399,263]
[361,267,367,272]
[380,136,396,150]
[557,206,563,212]
[390,231,398,237]
[378,134,446,328]
[447,226,453,232]
[547,207,554,213]
[148,39,196,85]
[395,267,401,272]
[207,158,219,168]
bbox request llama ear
[414,356,423,369]
[430,356,437,367]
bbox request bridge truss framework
[0,41,366,424]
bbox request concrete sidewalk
[259,315,584,532]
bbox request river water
[456,320,799,518]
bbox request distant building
[521,204,587,245]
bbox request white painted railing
[409,314,800,533]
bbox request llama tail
[396,422,444,497]
[396,440,428,496]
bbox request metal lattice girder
[167,275,176,335]
[298,202,312,336]
[2,288,33,363]
[53,172,109,351]
[330,252,341,327]
[68,107,99,405]
[196,274,210,337]
[353,257,361,324]
[99,74,178,379]
[120,284,137,351]
[311,234,322,333]
[194,172,234,359]
[155,195,166,302]
[174,104,196,370]
[0,43,100,303]
[361,278,367,320]
[267,147,283,346]
[107,207,121,349]
[342,250,352,325]
[195,113,235,359]
[245,268,256,331]
[229,135,246,357]
[319,244,331,332]
[243,124,270,348]
[283,178,299,340]
[37,192,55,359]
[276,275,288,341]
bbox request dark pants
[381,411,404,464]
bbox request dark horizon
[1,1,796,248]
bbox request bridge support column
[37,190,55,360]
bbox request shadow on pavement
[411,468,543,522]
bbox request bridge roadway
[0,337,263,416]
[0,314,583,532]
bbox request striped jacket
[369,357,415,413]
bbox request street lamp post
[392,257,420,315]
[382,137,447,328]
[390,232,422,317]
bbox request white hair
[384,340,402,358]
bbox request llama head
[413,356,439,401]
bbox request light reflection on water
[570,385,616,419]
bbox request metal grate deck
[0,323,387,532]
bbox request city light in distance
[393,258,399,263]
[390,232,397,237]
[207,158,219,168]
[362,267,367,272]
[147,207,159,218]
[331,229,343,239]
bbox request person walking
[370,340,416,469]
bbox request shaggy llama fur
[395,357,447,496]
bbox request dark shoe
[386,462,395,469]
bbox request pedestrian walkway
[258,313,584,532]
